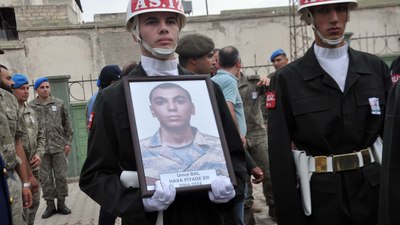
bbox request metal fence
[67,31,400,103]
[66,66,276,103]
[350,27,400,55]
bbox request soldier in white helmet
[267,0,391,225]
[79,0,247,225]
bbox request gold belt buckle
[332,153,359,172]
[314,156,328,173]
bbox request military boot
[57,198,72,215]
[42,200,57,218]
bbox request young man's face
[150,87,195,130]
[193,52,214,75]
[13,84,30,103]
[313,3,349,47]
[138,12,180,57]
[272,55,288,70]
[36,81,51,99]
[0,68,14,92]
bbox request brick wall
[15,4,79,28]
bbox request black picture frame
[123,75,236,197]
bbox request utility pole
[289,0,310,60]
[205,0,209,15]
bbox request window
[0,7,18,41]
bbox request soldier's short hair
[149,83,192,103]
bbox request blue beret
[34,77,49,90]
[270,49,286,62]
[12,74,29,89]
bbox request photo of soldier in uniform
[127,80,231,192]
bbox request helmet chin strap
[306,9,347,47]
[313,25,345,47]
[131,16,176,60]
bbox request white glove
[120,171,139,188]
[208,176,236,203]
[142,181,176,212]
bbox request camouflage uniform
[19,103,45,225]
[0,88,26,225]
[238,75,274,224]
[140,127,228,187]
[28,96,73,202]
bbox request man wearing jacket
[29,77,73,219]
[379,80,400,225]
[79,1,247,225]
[267,0,391,225]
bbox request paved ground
[35,181,277,225]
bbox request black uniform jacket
[79,64,247,225]
[379,80,400,225]
[268,45,391,225]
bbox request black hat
[176,34,215,58]
[98,65,121,89]
[0,49,4,54]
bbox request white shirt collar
[141,55,179,76]
[314,43,349,59]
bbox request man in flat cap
[176,33,215,75]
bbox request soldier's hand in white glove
[142,181,176,212]
[208,176,236,203]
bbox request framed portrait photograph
[123,75,236,197]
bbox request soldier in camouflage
[28,77,73,219]
[140,83,229,188]
[12,74,45,225]
[238,73,276,223]
[1,64,35,225]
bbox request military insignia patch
[266,91,276,109]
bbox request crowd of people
[0,61,73,225]
[1,0,400,225]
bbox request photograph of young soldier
[267,0,392,225]
[139,82,228,187]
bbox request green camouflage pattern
[0,89,27,224]
[18,104,45,167]
[28,96,73,154]
[23,170,40,225]
[40,152,68,200]
[238,75,274,206]
[0,89,22,170]
[140,127,228,186]
[7,171,26,225]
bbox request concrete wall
[1,3,399,101]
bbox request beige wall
[0,4,399,100]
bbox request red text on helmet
[131,0,183,12]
